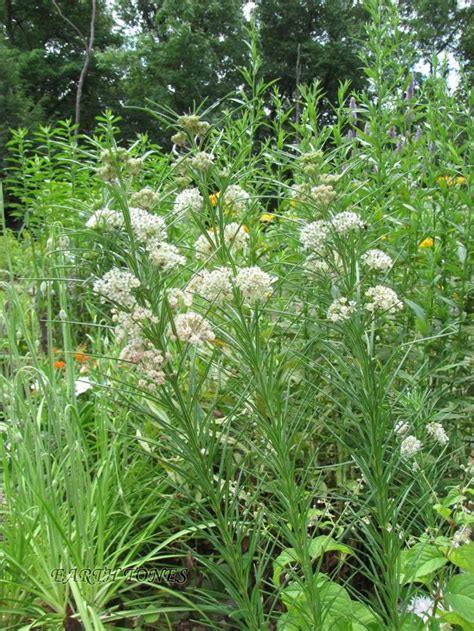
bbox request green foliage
[0,1,473,629]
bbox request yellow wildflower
[419,237,434,248]
[437,175,466,187]
[209,192,219,206]
[260,213,275,223]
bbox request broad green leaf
[449,543,474,573]
[445,574,474,623]
[441,611,474,631]
[400,543,447,583]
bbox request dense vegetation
[0,0,473,629]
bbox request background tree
[255,0,369,114]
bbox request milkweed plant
[0,1,472,629]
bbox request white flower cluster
[221,185,251,213]
[235,266,275,303]
[300,220,330,252]
[400,435,422,458]
[191,151,214,172]
[327,297,357,323]
[194,223,249,260]
[331,211,365,234]
[86,208,124,231]
[362,249,393,271]
[130,187,160,210]
[395,420,409,435]
[173,187,203,217]
[291,183,336,207]
[310,184,337,206]
[407,596,436,623]
[129,207,166,247]
[172,312,215,345]
[320,174,341,186]
[453,525,472,547]
[187,267,233,304]
[167,288,193,310]
[93,268,140,307]
[120,338,166,391]
[365,285,404,314]
[148,242,186,271]
[426,422,449,445]
[113,305,166,391]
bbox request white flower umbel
[191,151,214,172]
[147,242,186,271]
[395,421,409,435]
[426,422,449,445]
[173,187,203,217]
[331,211,365,234]
[452,525,472,547]
[223,222,249,250]
[365,285,403,314]
[130,187,160,210]
[327,297,357,323]
[362,249,393,271]
[93,268,140,307]
[194,223,249,260]
[235,266,275,303]
[86,208,124,231]
[310,184,337,206]
[129,207,166,247]
[120,339,166,392]
[167,288,193,310]
[300,220,330,251]
[400,435,422,458]
[187,267,233,304]
[172,312,215,345]
[221,185,251,213]
[406,595,436,623]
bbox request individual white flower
[362,249,393,271]
[147,242,186,271]
[129,207,166,247]
[93,268,140,307]
[331,211,365,234]
[300,220,330,251]
[365,285,403,314]
[75,377,93,396]
[395,420,409,435]
[86,208,124,231]
[191,151,214,171]
[235,266,275,303]
[452,525,472,547]
[172,312,215,345]
[130,187,160,210]
[221,185,251,213]
[173,188,203,216]
[400,435,422,458]
[426,422,449,445]
[187,267,233,304]
[406,595,435,622]
[327,297,357,323]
